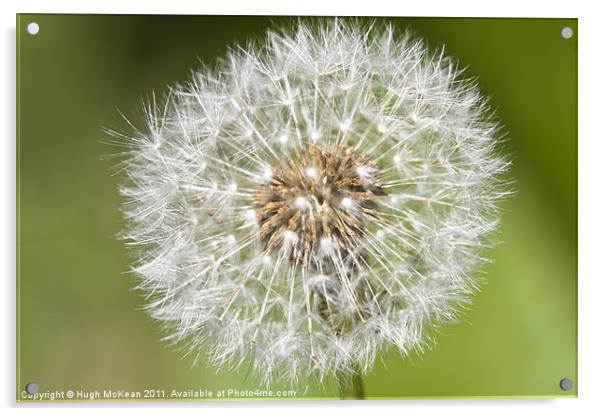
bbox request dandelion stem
[336,365,364,400]
[317,291,365,400]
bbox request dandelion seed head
[253,144,384,264]
[117,19,510,385]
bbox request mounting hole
[26,22,40,35]
[25,383,39,395]
[559,378,573,391]
[560,27,573,39]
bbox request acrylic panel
[16,14,577,401]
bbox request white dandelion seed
[115,20,511,387]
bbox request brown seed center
[252,144,385,266]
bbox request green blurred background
[16,15,577,400]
